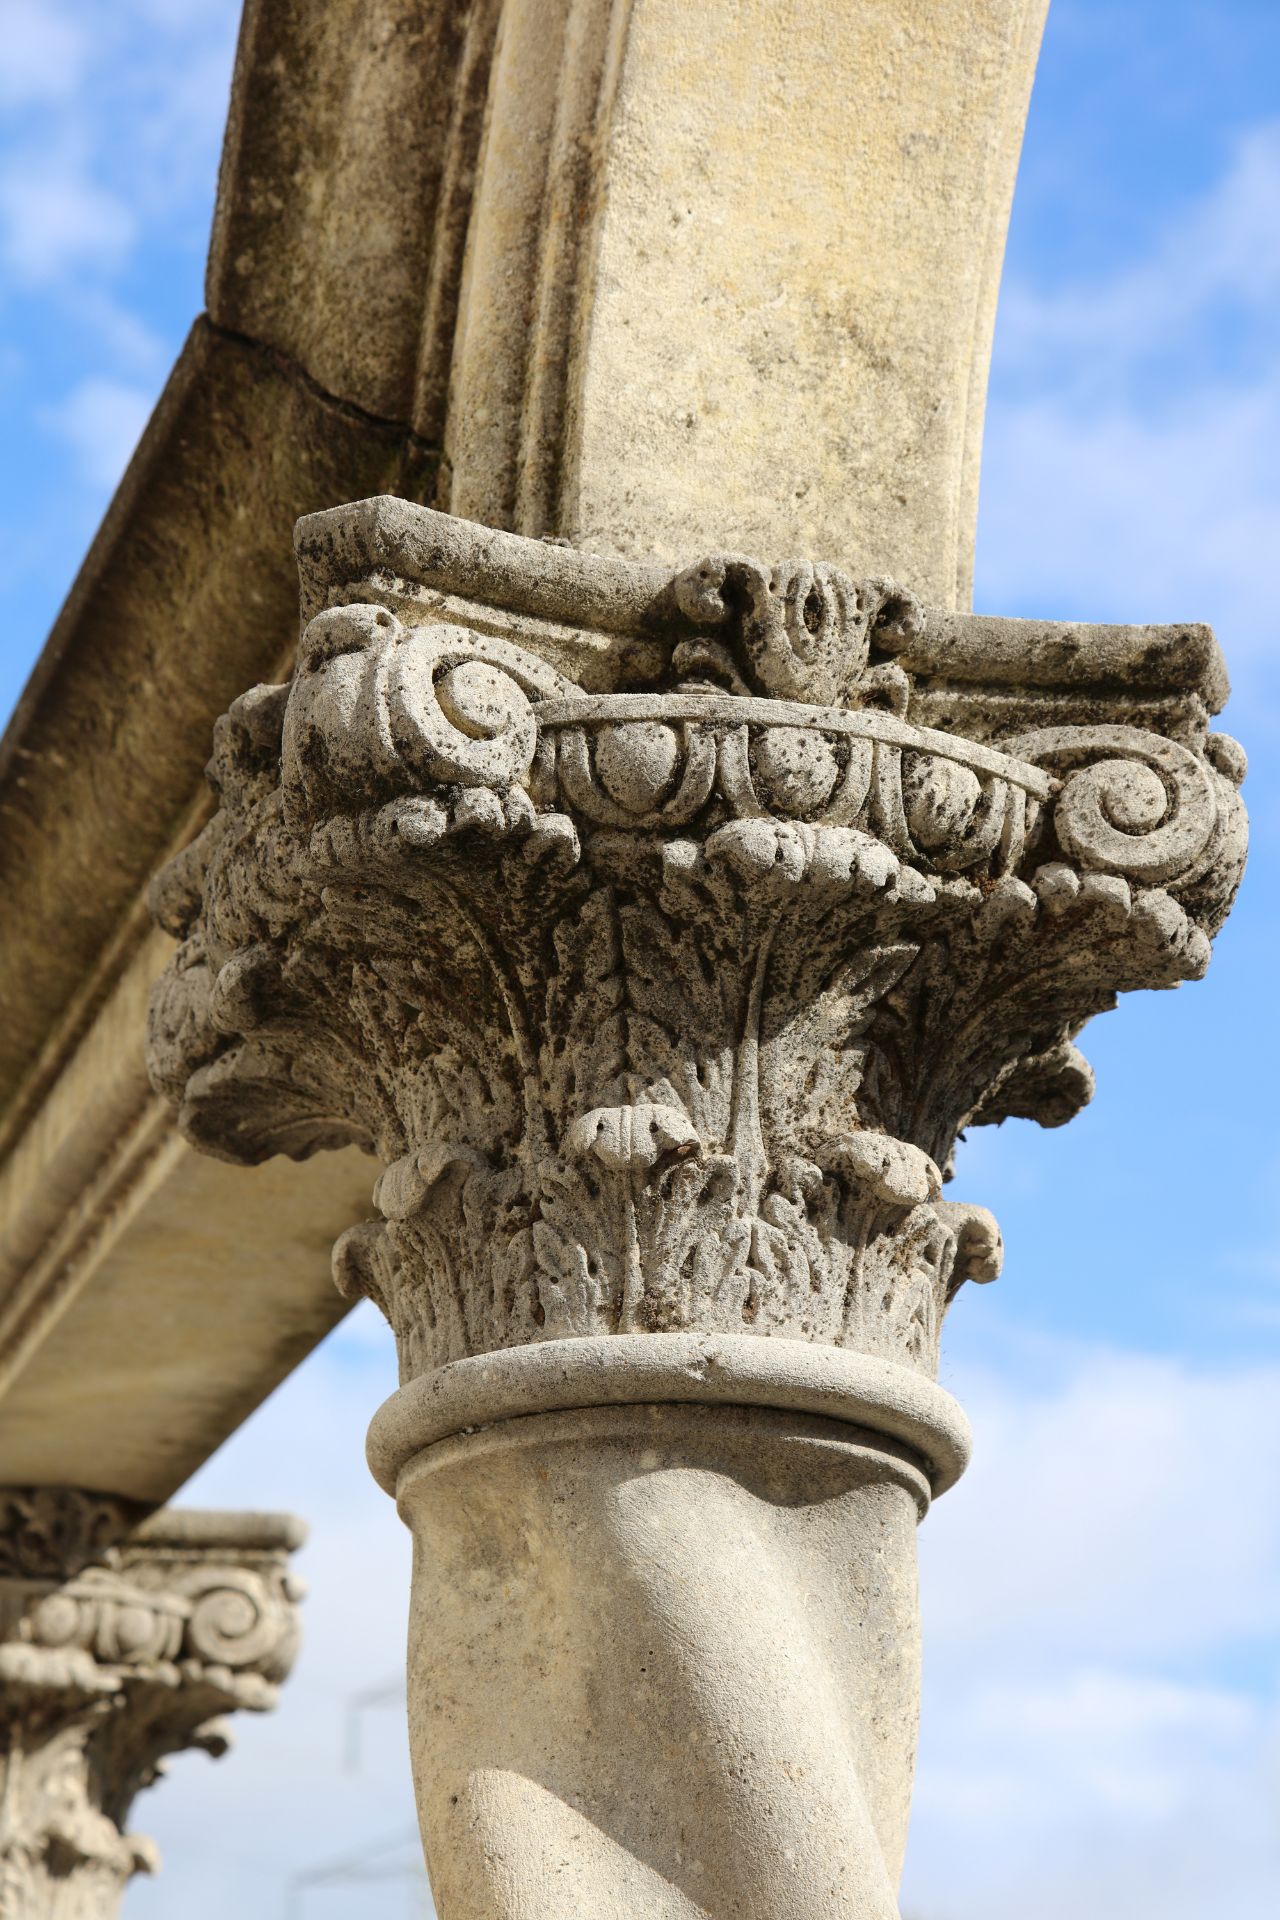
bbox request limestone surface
[404,1404,926,1917]
[0,0,1055,1566]
[145,497,1245,1916]
[149,501,1244,1396]
[0,1494,304,1919]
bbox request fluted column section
[0,1492,303,1918]
[144,498,1244,1917]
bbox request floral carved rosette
[146,505,1246,1388]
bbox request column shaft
[404,1405,924,1918]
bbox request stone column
[445,0,1050,603]
[145,498,1245,1917]
[0,1492,303,1917]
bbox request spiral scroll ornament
[175,1566,298,1681]
[282,604,573,825]
[1,1498,305,1915]
[1010,724,1227,886]
[143,517,1246,1394]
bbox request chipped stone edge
[295,496,1229,701]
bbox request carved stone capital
[147,500,1244,1473]
[0,1491,304,1918]
[142,499,1243,1918]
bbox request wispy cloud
[906,1347,1280,1920]
[0,3,235,286]
[128,1310,428,1920]
[996,123,1280,393]
[923,1351,1280,1665]
[0,0,238,710]
[0,156,135,286]
[940,107,1280,1914]
[978,122,1280,694]
[42,374,154,488]
[0,1,88,110]
[910,1667,1280,1919]
[3,12,1277,1920]
[123,1326,1280,1920]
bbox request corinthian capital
[143,498,1243,1918]
[148,502,1244,1420]
[0,1492,303,1918]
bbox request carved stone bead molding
[147,499,1246,1415]
[0,1492,304,1919]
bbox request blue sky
[1,2,1278,1916]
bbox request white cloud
[908,1665,1280,1920]
[42,374,154,488]
[0,22,1272,1920]
[903,1347,1280,1920]
[995,123,1280,390]
[0,0,87,109]
[71,287,168,377]
[0,2,237,358]
[112,1324,1280,1920]
[0,158,135,285]
[976,122,1280,699]
[918,1668,1262,1834]
[978,374,1280,667]
[922,1350,1280,1663]
[127,20,240,211]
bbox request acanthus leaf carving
[145,507,1246,1392]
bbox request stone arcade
[0,2,1246,1915]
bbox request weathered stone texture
[0,0,1054,1550]
[0,1495,303,1919]
[448,0,1050,598]
[148,501,1244,1397]
[209,0,1051,598]
[208,0,498,426]
[1,2,1249,1912]
[0,322,432,1140]
[403,1404,926,1917]
[144,496,1244,1916]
